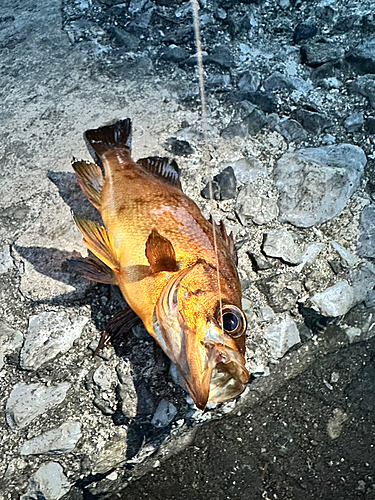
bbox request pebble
[159,45,189,63]
[294,242,324,272]
[20,311,88,371]
[93,363,117,391]
[6,382,71,429]
[201,166,237,200]
[295,109,332,135]
[206,74,231,89]
[245,107,267,135]
[20,462,71,500]
[262,228,302,264]
[327,408,348,440]
[301,43,345,67]
[264,315,301,359]
[263,72,296,92]
[116,358,138,418]
[274,144,367,228]
[350,261,375,306]
[257,273,302,313]
[358,204,375,258]
[238,71,261,92]
[293,22,318,43]
[257,306,275,323]
[344,113,364,132]
[274,119,307,142]
[91,428,128,475]
[19,421,82,456]
[0,320,23,371]
[310,281,354,317]
[163,137,194,156]
[237,187,278,225]
[228,157,267,184]
[0,244,13,274]
[346,36,375,74]
[347,75,375,109]
[151,399,177,427]
[248,253,273,272]
[330,241,358,267]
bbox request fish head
[154,261,249,409]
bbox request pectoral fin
[73,214,120,273]
[145,229,178,274]
[68,252,116,284]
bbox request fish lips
[153,267,249,409]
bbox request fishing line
[190,0,223,330]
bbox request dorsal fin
[219,220,238,266]
[136,156,182,190]
[72,159,103,209]
[84,119,132,165]
[145,229,178,274]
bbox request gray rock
[248,253,273,272]
[327,408,348,440]
[350,261,375,305]
[91,428,127,475]
[262,228,302,264]
[0,321,23,370]
[330,241,358,267]
[295,109,332,135]
[358,204,375,258]
[245,107,267,135]
[238,71,261,92]
[128,0,148,14]
[264,315,301,359]
[346,36,375,74]
[311,281,354,317]
[93,363,117,391]
[294,242,324,272]
[20,462,71,500]
[226,158,267,185]
[237,187,278,225]
[347,75,375,109]
[256,306,275,323]
[274,119,307,142]
[201,167,237,200]
[206,74,231,89]
[151,399,177,427]
[293,22,318,43]
[256,273,302,313]
[19,421,82,456]
[263,72,296,92]
[0,244,13,273]
[301,43,345,67]
[159,45,189,63]
[116,358,138,418]
[20,311,89,370]
[274,144,367,227]
[344,113,364,132]
[220,122,248,139]
[6,382,71,429]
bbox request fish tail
[84,118,132,164]
[72,159,103,209]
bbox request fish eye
[221,305,247,338]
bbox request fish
[70,118,249,409]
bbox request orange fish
[71,118,249,409]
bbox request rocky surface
[1,0,375,498]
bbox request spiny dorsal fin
[136,157,182,190]
[84,118,132,165]
[68,252,115,284]
[72,159,103,209]
[219,219,238,266]
[73,214,120,273]
[145,228,178,274]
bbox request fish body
[72,119,249,409]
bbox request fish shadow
[47,170,101,222]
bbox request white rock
[264,315,301,358]
[19,421,82,456]
[257,306,275,323]
[0,321,23,371]
[327,408,348,440]
[116,358,138,418]
[91,428,127,475]
[295,242,324,272]
[151,399,177,427]
[0,245,14,274]
[311,281,354,317]
[274,144,366,227]
[222,157,267,184]
[345,326,362,343]
[262,228,302,264]
[20,462,71,500]
[330,241,358,267]
[93,363,117,391]
[237,188,278,225]
[6,382,71,429]
[20,311,88,370]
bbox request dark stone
[153,0,187,5]
[358,204,375,258]
[344,113,364,132]
[247,253,273,271]
[332,15,359,35]
[207,45,234,69]
[301,43,345,68]
[201,167,237,200]
[256,273,302,313]
[163,138,194,156]
[275,119,307,142]
[206,74,231,89]
[295,109,332,135]
[220,122,248,139]
[347,75,375,109]
[238,71,261,92]
[244,108,267,135]
[229,91,276,113]
[263,72,295,92]
[345,361,375,412]
[361,15,375,36]
[109,27,140,51]
[159,46,189,63]
[293,22,318,43]
[365,117,375,133]
[346,36,375,74]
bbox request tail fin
[84,118,132,164]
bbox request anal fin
[72,159,103,209]
[73,214,120,273]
